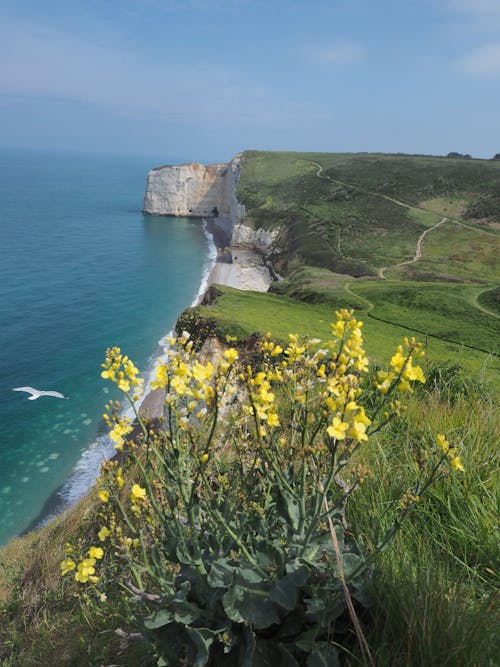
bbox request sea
[0,148,216,546]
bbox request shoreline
[140,217,272,418]
[20,215,271,537]
[204,215,272,294]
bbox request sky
[1,0,499,162]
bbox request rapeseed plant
[61,310,464,665]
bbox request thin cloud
[446,0,500,29]
[0,15,324,129]
[448,0,500,16]
[309,42,364,66]
[457,41,500,77]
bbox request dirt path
[312,161,411,210]
[309,161,499,239]
[378,217,447,278]
[471,288,499,319]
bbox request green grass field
[185,285,500,387]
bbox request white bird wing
[13,387,38,395]
[42,390,67,399]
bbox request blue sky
[1,0,499,161]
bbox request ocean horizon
[0,148,216,546]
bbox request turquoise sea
[0,149,215,546]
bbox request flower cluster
[100,347,144,451]
[60,543,104,584]
[376,337,426,394]
[243,366,280,434]
[436,433,465,472]
[152,332,220,402]
[101,346,143,398]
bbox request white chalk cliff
[143,158,243,220]
[143,154,279,257]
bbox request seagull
[13,386,68,400]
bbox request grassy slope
[349,382,500,666]
[237,151,500,276]
[0,490,153,665]
[232,150,500,383]
[188,286,499,387]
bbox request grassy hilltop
[1,151,498,666]
[186,150,499,384]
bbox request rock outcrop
[231,224,280,252]
[143,157,243,220]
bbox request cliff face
[143,158,242,219]
[143,154,279,257]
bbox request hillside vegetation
[191,150,499,384]
[1,151,498,666]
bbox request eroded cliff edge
[143,153,279,274]
[143,157,243,220]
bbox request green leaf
[278,643,301,666]
[185,627,216,667]
[255,539,285,571]
[172,579,191,602]
[281,490,300,531]
[207,559,236,588]
[341,552,364,579]
[237,565,266,584]
[222,581,281,629]
[173,600,201,624]
[269,568,308,610]
[351,576,374,608]
[143,608,174,630]
[295,626,319,653]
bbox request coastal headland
[143,154,277,300]
[139,155,276,420]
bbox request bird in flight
[13,387,68,400]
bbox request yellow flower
[130,483,147,502]
[390,349,405,372]
[109,420,133,449]
[327,417,349,440]
[224,348,239,364]
[88,546,104,560]
[267,412,280,427]
[405,363,425,383]
[60,558,76,576]
[436,434,450,454]
[450,456,465,472]
[192,361,214,382]
[397,379,412,392]
[349,421,368,442]
[74,557,96,583]
[152,363,168,389]
[98,526,111,542]
[200,453,209,464]
[353,408,371,426]
[118,378,131,393]
[98,489,109,503]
